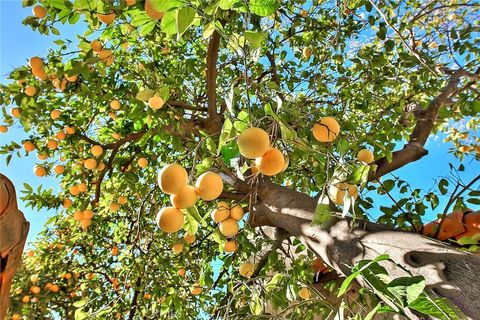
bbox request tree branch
[370,68,480,180]
[206,31,221,119]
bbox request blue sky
[1,1,478,248]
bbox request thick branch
[371,68,480,180]
[206,31,221,118]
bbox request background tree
[1,0,479,319]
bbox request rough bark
[249,181,480,319]
[0,174,29,320]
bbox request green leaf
[176,7,196,37]
[312,203,331,226]
[346,164,370,185]
[409,294,467,320]
[140,21,156,36]
[338,254,389,297]
[249,294,263,315]
[218,118,234,151]
[265,274,283,292]
[160,11,177,35]
[74,308,88,320]
[219,0,239,10]
[438,178,449,195]
[244,31,266,49]
[183,208,199,235]
[387,276,425,306]
[150,0,183,12]
[249,0,279,16]
[136,89,156,101]
[364,303,382,320]
[73,299,87,308]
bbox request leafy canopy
[1,0,479,319]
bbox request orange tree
[1,0,480,319]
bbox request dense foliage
[1,0,479,319]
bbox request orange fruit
[33,5,47,18]
[137,157,148,168]
[91,40,103,52]
[190,283,202,295]
[298,287,311,300]
[34,165,46,177]
[224,240,238,252]
[145,0,165,20]
[178,268,186,277]
[69,185,80,196]
[172,243,184,253]
[170,185,198,209]
[84,158,97,170]
[328,183,358,206]
[219,218,239,237]
[91,145,103,157]
[65,126,76,135]
[0,125,8,133]
[158,164,188,195]
[110,100,121,110]
[156,207,185,233]
[25,86,37,96]
[78,183,87,192]
[126,0,136,6]
[111,245,119,256]
[37,153,48,160]
[80,219,92,230]
[83,209,94,219]
[357,149,374,164]
[184,233,196,244]
[23,140,36,152]
[73,211,84,221]
[313,117,340,142]
[230,205,244,220]
[11,108,22,118]
[237,127,270,159]
[63,198,72,208]
[97,12,116,24]
[109,203,120,212]
[47,139,58,150]
[148,96,164,109]
[239,262,254,278]
[50,109,61,119]
[54,165,65,175]
[30,285,41,294]
[29,56,44,69]
[255,147,285,176]
[302,47,313,60]
[65,74,78,82]
[195,171,223,201]
[56,131,66,140]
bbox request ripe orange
[34,165,46,177]
[25,85,37,96]
[170,185,198,209]
[65,126,76,135]
[29,56,43,69]
[96,161,106,171]
[30,285,41,294]
[22,295,30,303]
[156,207,185,233]
[178,268,186,277]
[298,287,311,300]
[158,164,188,195]
[126,0,136,6]
[84,158,97,170]
[109,203,120,212]
[32,67,47,80]
[63,198,72,208]
[118,196,128,205]
[56,131,66,140]
[110,100,121,110]
[98,50,113,60]
[219,218,239,237]
[239,262,254,278]
[255,147,285,176]
[230,205,244,220]
[111,245,119,256]
[23,140,36,152]
[184,233,196,244]
[91,145,103,157]
[300,9,308,17]
[69,185,80,196]
[83,209,94,219]
[313,117,340,142]
[33,5,47,18]
[145,0,165,20]
[328,183,358,206]
[97,12,116,24]
[148,96,164,109]
[195,171,223,201]
[65,74,78,82]
[50,109,61,119]
[172,243,184,253]
[80,219,92,230]
[190,283,202,295]
[0,125,8,133]
[237,127,270,159]
[47,139,58,150]
[78,182,87,192]
[11,108,22,118]
[54,165,65,175]
[50,284,60,293]
[73,211,84,221]
[91,40,103,52]
[357,149,374,164]
[224,240,238,252]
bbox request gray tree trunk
[250,181,480,319]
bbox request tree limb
[370,68,480,180]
